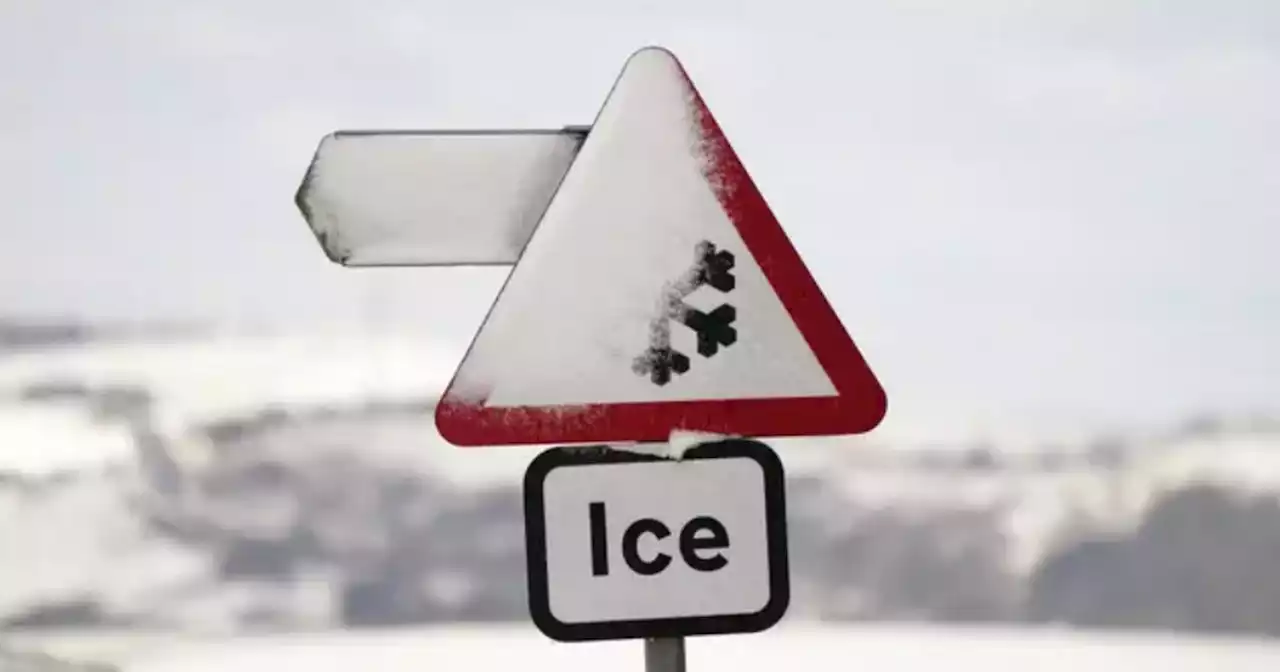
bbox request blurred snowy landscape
[10,625,1280,672]
[4,1,1279,669]
[3,319,1280,643]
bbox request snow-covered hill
[0,332,464,474]
[1,330,1279,636]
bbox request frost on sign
[633,240,738,386]
[290,47,886,447]
[295,129,586,266]
[429,47,887,447]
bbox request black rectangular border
[523,438,789,642]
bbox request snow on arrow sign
[295,46,887,447]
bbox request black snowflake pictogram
[632,241,737,386]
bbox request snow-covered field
[3,332,1277,569]
[4,332,1280,637]
[8,625,1280,672]
[0,332,465,475]
[2,331,1276,483]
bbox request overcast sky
[2,1,1277,436]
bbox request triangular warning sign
[436,46,886,447]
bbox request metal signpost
[294,46,886,672]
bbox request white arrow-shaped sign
[297,127,588,266]
[294,46,887,448]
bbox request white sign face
[433,47,885,448]
[445,49,834,406]
[523,439,789,642]
[296,129,585,266]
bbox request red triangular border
[436,47,886,447]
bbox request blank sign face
[296,130,585,266]
[522,439,789,642]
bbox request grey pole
[645,637,686,672]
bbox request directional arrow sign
[436,47,886,446]
[297,128,587,266]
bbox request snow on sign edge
[295,130,586,267]
[451,48,837,408]
[435,46,887,447]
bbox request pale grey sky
[2,1,1277,435]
